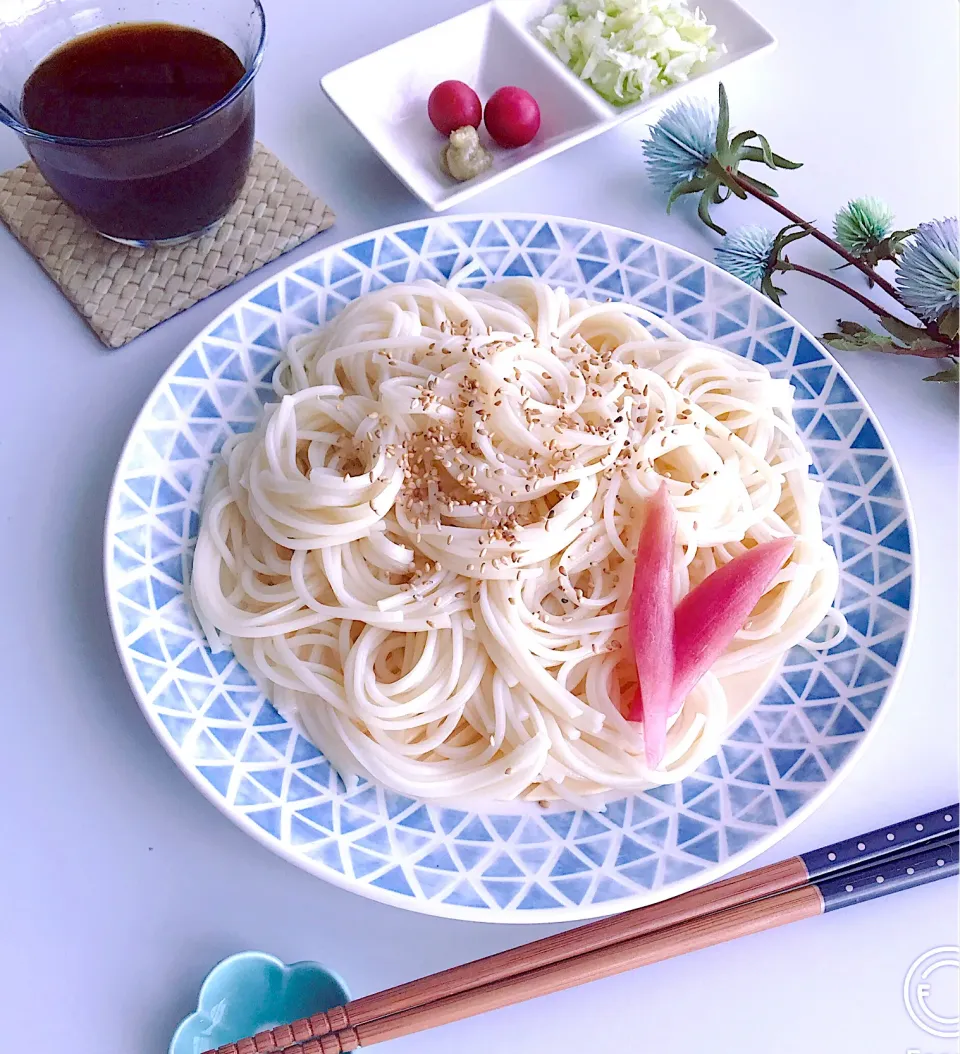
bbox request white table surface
[1,2,957,1051]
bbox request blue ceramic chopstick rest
[170,951,350,1054]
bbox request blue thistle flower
[833,197,894,255]
[642,84,801,236]
[895,218,959,322]
[643,97,718,193]
[715,226,777,289]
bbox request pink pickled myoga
[670,536,795,710]
[626,483,676,768]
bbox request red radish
[671,537,795,711]
[626,484,676,768]
[484,86,541,148]
[428,81,482,136]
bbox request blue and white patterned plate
[105,215,915,922]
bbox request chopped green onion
[535,0,724,107]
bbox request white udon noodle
[191,278,840,803]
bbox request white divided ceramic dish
[320,0,776,210]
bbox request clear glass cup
[0,0,266,246]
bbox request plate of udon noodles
[106,216,914,921]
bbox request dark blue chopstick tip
[801,804,960,880]
[817,836,959,912]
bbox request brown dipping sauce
[21,22,255,242]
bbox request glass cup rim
[0,0,266,148]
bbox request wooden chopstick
[276,833,960,1054]
[292,884,824,1054]
[205,802,958,1054]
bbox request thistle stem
[732,174,902,299]
[737,173,953,346]
[780,262,948,360]
[778,262,893,318]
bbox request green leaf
[823,320,951,361]
[768,226,812,284]
[716,83,730,154]
[697,188,726,235]
[707,157,748,199]
[666,174,709,213]
[837,319,870,336]
[730,129,756,151]
[822,329,948,359]
[879,314,934,344]
[902,340,957,359]
[770,151,803,170]
[712,182,733,204]
[884,228,916,256]
[739,143,802,172]
[755,132,776,168]
[737,172,779,198]
[773,223,810,251]
[823,336,876,351]
[861,229,917,268]
[924,361,960,383]
[822,324,897,350]
[937,307,959,341]
[760,271,785,305]
[822,333,897,352]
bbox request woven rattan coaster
[0,142,335,347]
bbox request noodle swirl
[191,278,839,801]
